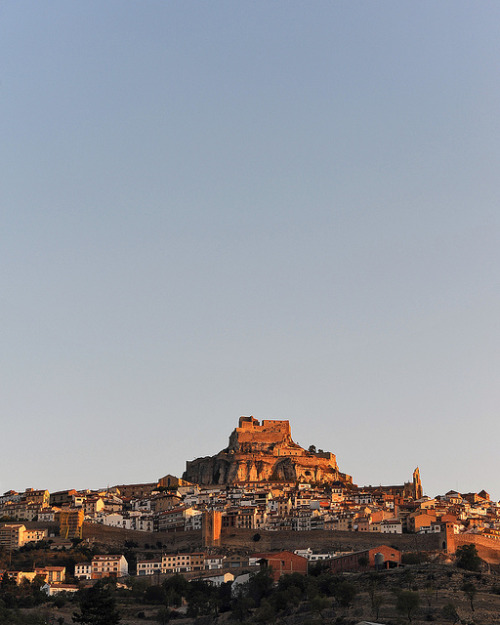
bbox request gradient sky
[2,2,499,499]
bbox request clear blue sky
[2,2,499,499]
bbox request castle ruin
[183,416,353,486]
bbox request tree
[401,569,415,590]
[423,582,434,609]
[372,593,384,620]
[254,598,277,623]
[396,590,420,623]
[0,571,15,589]
[231,594,255,621]
[163,573,188,598]
[310,595,330,621]
[462,580,477,612]
[72,582,121,625]
[316,572,339,597]
[186,580,220,618]
[358,555,369,568]
[186,591,209,618]
[278,572,308,596]
[247,569,274,607]
[216,581,232,613]
[308,560,330,577]
[162,573,188,607]
[273,586,301,614]
[308,445,317,453]
[156,607,170,625]
[304,575,320,601]
[144,584,166,604]
[456,544,482,571]
[164,587,182,608]
[335,581,357,608]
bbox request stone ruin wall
[295,454,338,468]
[229,417,294,450]
[237,416,290,433]
[272,448,305,457]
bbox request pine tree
[73,581,121,625]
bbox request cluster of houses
[135,548,330,578]
[2,473,499,599]
[1,544,404,597]
[1,479,499,542]
[0,555,129,596]
[0,523,48,550]
[3,480,498,595]
[0,564,78,596]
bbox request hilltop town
[2,417,500,623]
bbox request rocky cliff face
[183,416,353,486]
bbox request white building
[137,558,162,576]
[74,562,92,580]
[205,556,224,570]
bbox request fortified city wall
[81,522,443,554]
[448,531,500,564]
[220,528,444,554]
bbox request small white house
[74,562,92,580]
[41,583,78,596]
[205,556,224,570]
[193,572,234,586]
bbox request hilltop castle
[183,416,354,486]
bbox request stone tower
[413,467,423,500]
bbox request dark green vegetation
[122,563,500,624]
[455,544,483,572]
[0,570,60,625]
[73,580,122,625]
[123,569,362,623]
[3,540,500,624]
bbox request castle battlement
[230,416,292,450]
[237,416,291,436]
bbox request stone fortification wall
[237,416,290,433]
[291,454,337,469]
[229,417,293,451]
[261,419,291,431]
[81,522,443,556]
[450,533,500,564]
[82,522,203,550]
[220,528,443,553]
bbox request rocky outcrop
[183,416,353,486]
